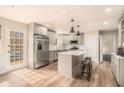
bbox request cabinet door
[35,24,48,36]
[120,59,124,86]
[79,33,84,45]
[116,60,120,84]
[41,27,48,36]
[113,56,120,84]
[49,51,54,62]
[113,56,117,77]
[48,31,56,44]
[111,55,115,73]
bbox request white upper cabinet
[48,30,56,44]
[47,29,57,50]
[34,23,48,36]
[41,26,48,35]
[78,33,84,45]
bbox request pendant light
[76,25,80,36]
[70,19,75,33]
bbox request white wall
[28,23,35,69]
[0,17,27,74]
[84,31,99,63]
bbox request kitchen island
[58,50,87,78]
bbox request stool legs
[88,63,91,78]
[81,63,91,81]
[87,63,90,81]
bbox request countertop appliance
[70,46,79,50]
[34,34,49,68]
[117,46,124,57]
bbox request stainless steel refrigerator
[34,34,49,68]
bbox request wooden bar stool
[85,57,92,68]
[81,57,92,81]
[81,61,91,81]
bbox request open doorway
[99,30,118,63]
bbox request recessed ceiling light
[105,8,112,12]
[46,25,49,27]
[104,21,109,25]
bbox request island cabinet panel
[58,51,85,78]
[72,55,84,77]
[58,54,72,77]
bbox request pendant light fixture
[76,25,80,36]
[70,19,75,33]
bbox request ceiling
[0,5,124,33]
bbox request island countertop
[58,50,87,56]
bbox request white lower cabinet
[111,54,124,86]
[49,50,58,62]
[49,51,55,62]
[120,59,124,86]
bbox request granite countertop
[112,53,124,59]
[58,50,87,56]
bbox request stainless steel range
[34,34,49,68]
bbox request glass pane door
[10,31,24,65]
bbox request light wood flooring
[0,62,117,87]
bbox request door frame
[6,26,28,71]
[98,33,103,63]
[98,30,118,63]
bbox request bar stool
[85,57,92,68]
[81,57,92,81]
[81,61,91,81]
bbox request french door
[6,27,27,70]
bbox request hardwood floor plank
[0,62,117,87]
